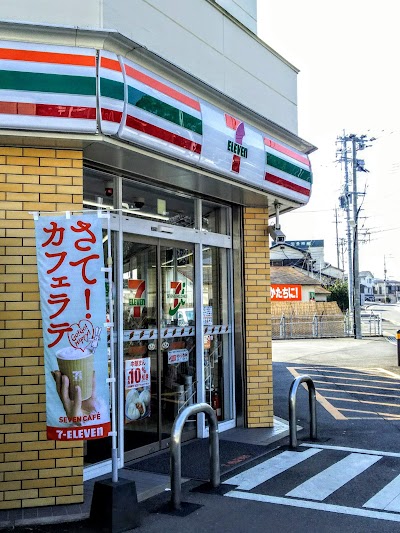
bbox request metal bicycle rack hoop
[288,375,317,449]
[170,402,220,510]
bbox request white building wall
[0,0,299,134]
[0,0,102,27]
[215,0,257,32]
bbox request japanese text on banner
[270,284,302,301]
[35,213,110,441]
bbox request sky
[257,0,400,280]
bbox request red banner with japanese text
[271,284,302,301]
[35,213,110,441]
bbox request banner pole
[101,209,118,483]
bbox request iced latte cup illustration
[56,346,94,400]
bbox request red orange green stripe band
[0,48,95,67]
[225,113,241,130]
[100,56,122,73]
[124,64,201,112]
[101,108,123,123]
[0,101,96,119]
[0,70,96,95]
[264,137,310,167]
[267,153,312,183]
[265,172,310,197]
[126,114,202,154]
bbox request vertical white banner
[35,213,110,441]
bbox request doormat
[125,439,269,480]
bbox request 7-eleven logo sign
[128,279,145,318]
[225,113,248,173]
[169,281,186,316]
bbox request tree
[325,279,349,312]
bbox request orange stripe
[100,56,122,73]
[124,63,200,112]
[0,48,95,67]
[225,113,241,130]
[264,137,310,167]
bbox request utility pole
[350,134,362,339]
[337,133,354,329]
[337,132,375,339]
[339,238,346,274]
[384,255,387,303]
[335,207,340,269]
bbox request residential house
[359,271,375,304]
[271,266,331,303]
[374,278,400,303]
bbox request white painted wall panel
[215,0,257,32]
[103,0,225,54]
[223,62,298,132]
[1,0,101,27]
[223,18,297,103]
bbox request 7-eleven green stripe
[0,70,96,96]
[128,86,202,135]
[267,153,312,184]
[100,78,125,101]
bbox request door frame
[94,213,235,468]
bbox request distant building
[373,278,400,303]
[359,271,375,303]
[270,240,344,285]
[278,239,325,265]
[270,242,313,271]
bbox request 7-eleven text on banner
[35,213,110,441]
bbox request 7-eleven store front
[0,36,314,508]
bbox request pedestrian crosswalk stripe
[364,474,400,512]
[301,443,400,458]
[377,368,400,379]
[223,444,400,520]
[286,453,381,500]
[225,491,400,523]
[222,448,321,491]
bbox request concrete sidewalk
[0,420,290,531]
[1,336,398,531]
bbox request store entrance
[122,236,196,460]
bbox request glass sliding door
[160,245,196,438]
[121,237,196,459]
[203,245,233,423]
[122,240,159,457]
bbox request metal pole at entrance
[170,403,220,510]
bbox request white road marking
[377,368,400,379]
[223,448,321,490]
[225,491,400,523]
[300,443,400,458]
[364,474,400,512]
[286,453,381,500]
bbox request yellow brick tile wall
[0,147,84,510]
[243,207,273,427]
